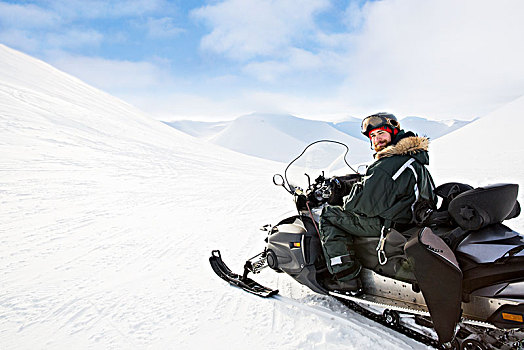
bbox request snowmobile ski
[209,250,278,298]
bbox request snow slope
[430,94,524,183]
[163,120,229,139]
[430,95,524,228]
[0,44,430,350]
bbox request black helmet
[361,112,400,137]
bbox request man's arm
[343,167,397,217]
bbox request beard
[373,141,390,152]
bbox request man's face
[369,129,392,152]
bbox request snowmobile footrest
[209,250,278,298]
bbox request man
[319,112,437,291]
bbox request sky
[1,0,524,122]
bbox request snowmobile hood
[374,135,430,165]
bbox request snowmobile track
[333,297,441,348]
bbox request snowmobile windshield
[284,140,356,191]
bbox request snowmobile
[210,140,524,350]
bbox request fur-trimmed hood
[375,136,429,160]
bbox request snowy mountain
[316,115,472,141]
[165,114,473,162]
[207,113,372,164]
[327,116,367,140]
[164,119,229,139]
[431,95,524,184]
[399,116,473,140]
[0,44,429,349]
[332,116,473,141]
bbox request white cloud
[192,0,330,60]
[0,29,40,52]
[189,0,524,120]
[0,0,174,54]
[46,0,172,20]
[342,0,366,30]
[127,86,355,123]
[48,53,173,92]
[242,60,289,83]
[127,92,251,121]
[239,90,350,120]
[46,30,104,49]
[338,0,524,119]
[242,47,344,82]
[0,2,60,29]
[146,17,185,38]
[124,90,326,122]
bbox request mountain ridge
[164,113,474,163]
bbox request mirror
[273,174,285,186]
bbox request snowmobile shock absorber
[242,251,268,280]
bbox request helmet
[361,112,400,137]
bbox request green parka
[319,131,437,280]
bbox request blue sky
[1,0,524,122]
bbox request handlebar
[288,172,362,210]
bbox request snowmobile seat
[448,183,520,231]
[460,256,524,296]
[405,227,463,345]
[353,227,419,283]
[452,223,524,295]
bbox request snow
[208,113,372,164]
[431,94,524,183]
[1,43,523,350]
[399,117,471,140]
[430,95,524,229]
[166,115,474,164]
[163,120,229,140]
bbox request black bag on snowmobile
[414,182,520,231]
[448,183,520,231]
